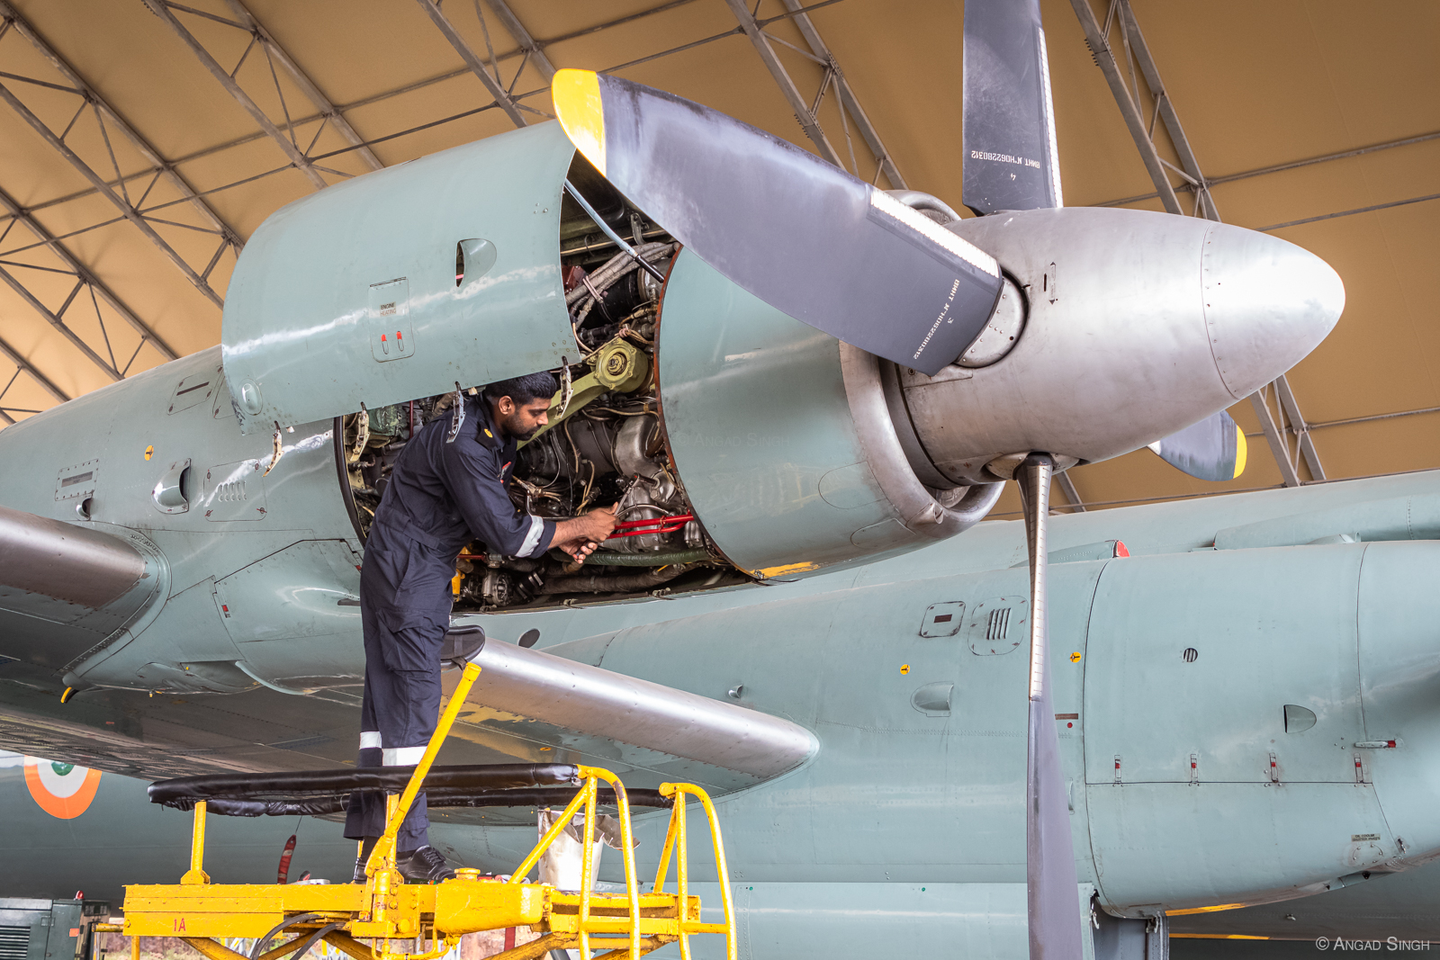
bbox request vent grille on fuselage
[986,607,1011,641]
[0,926,32,960]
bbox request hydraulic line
[537,563,698,595]
[582,549,710,566]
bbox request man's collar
[472,395,509,448]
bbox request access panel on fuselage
[1081,544,1393,911]
[221,123,577,435]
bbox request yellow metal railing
[654,784,736,960]
[123,658,735,960]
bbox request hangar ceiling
[0,0,1436,519]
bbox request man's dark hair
[481,371,558,405]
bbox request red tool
[607,513,694,539]
[277,834,296,884]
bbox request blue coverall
[344,395,555,850]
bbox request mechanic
[346,371,617,882]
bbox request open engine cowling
[205,121,1012,605]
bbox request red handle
[607,513,694,539]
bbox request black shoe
[397,845,456,883]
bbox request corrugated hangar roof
[0,0,1436,518]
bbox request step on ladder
[107,662,736,960]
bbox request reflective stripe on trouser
[344,601,445,851]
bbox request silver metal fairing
[1202,221,1346,399]
[0,505,148,608]
[840,343,1004,539]
[459,636,818,784]
[891,207,1342,485]
[0,506,166,674]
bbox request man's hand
[550,505,618,562]
[553,536,600,562]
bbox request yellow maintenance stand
[110,662,735,960]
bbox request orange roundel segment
[24,757,102,819]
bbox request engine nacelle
[655,250,1001,577]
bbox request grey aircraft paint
[0,51,1360,960]
[5,464,1440,955]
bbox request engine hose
[581,549,711,566]
[537,563,698,595]
[565,243,673,307]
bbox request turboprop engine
[211,116,1340,596]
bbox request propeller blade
[1147,410,1248,481]
[1017,455,1085,960]
[963,0,1063,215]
[551,69,1004,376]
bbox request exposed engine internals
[335,159,745,610]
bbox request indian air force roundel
[24,757,102,819]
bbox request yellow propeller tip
[552,69,606,177]
[1233,425,1248,478]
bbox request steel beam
[413,0,530,128]
[1067,0,1182,215]
[0,265,121,381]
[775,0,905,189]
[723,0,843,168]
[1098,129,1440,209]
[1115,3,1217,219]
[0,186,175,372]
[1274,375,1324,481]
[1055,472,1086,512]
[483,0,557,81]
[18,4,757,218]
[0,79,227,312]
[0,0,240,253]
[1249,386,1302,487]
[220,0,383,172]
[0,326,71,425]
[0,18,228,311]
[0,81,228,311]
[1072,0,1322,485]
[0,335,69,404]
[141,0,329,189]
[1310,404,1440,431]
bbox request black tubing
[149,763,580,804]
[250,914,323,960]
[540,563,697,594]
[290,923,342,960]
[154,785,669,817]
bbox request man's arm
[439,438,617,560]
[440,439,557,557]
